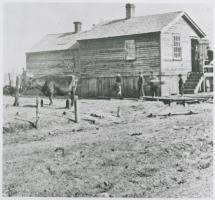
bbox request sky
[3,1,214,74]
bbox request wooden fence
[22,74,162,98]
[77,76,161,98]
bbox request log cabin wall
[26,49,79,78]
[79,33,161,97]
[160,17,200,96]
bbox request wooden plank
[142,95,209,102]
[35,96,39,129]
[74,95,79,123]
[88,78,97,97]
[79,33,160,78]
[13,76,20,106]
[27,49,76,77]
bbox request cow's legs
[49,94,53,105]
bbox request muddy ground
[2,95,213,197]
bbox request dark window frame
[173,33,182,60]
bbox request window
[173,34,182,60]
[125,40,136,60]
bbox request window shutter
[125,40,136,60]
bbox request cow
[28,75,77,106]
[20,75,77,106]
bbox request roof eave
[26,44,79,54]
[161,11,206,38]
[77,31,161,41]
[161,12,184,34]
[26,48,71,54]
[182,12,206,38]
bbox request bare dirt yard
[2,95,213,197]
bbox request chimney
[125,3,135,19]
[74,22,82,33]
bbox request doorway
[191,39,200,72]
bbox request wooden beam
[13,76,20,106]
[35,96,39,129]
[74,95,79,123]
[147,111,198,118]
[8,73,11,87]
[142,96,209,102]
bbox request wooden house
[26,4,212,97]
[26,22,81,77]
[26,22,82,90]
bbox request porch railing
[187,59,213,93]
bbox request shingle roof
[27,11,205,53]
[28,32,80,53]
[78,11,184,40]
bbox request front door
[191,39,200,72]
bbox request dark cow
[23,75,77,106]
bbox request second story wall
[79,32,161,78]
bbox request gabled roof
[27,11,206,53]
[27,32,80,53]
[78,11,205,40]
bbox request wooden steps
[184,73,203,94]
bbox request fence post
[40,99,43,107]
[13,76,20,106]
[66,99,70,109]
[117,106,120,117]
[8,73,11,87]
[74,95,79,123]
[35,96,39,129]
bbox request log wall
[26,49,79,77]
[79,33,160,77]
[79,33,161,97]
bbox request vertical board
[78,76,162,98]
[88,78,97,97]
[80,78,89,97]
[98,78,103,96]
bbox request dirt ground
[2,95,213,197]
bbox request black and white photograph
[1,0,214,198]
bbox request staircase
[184,72,204,94]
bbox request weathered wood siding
[26,49,79,77]
[160,17,200,96]
[79,33,161,97]
[79,75,155,97]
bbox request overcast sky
[3,2,213,74]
